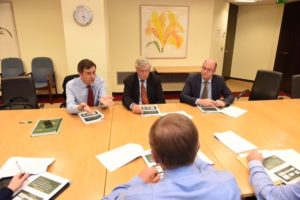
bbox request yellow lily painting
[145,10,185,53]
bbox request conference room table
[0,107,113,199]
[1,99,300,199]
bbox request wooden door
[274,1,300,93]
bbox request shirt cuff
[249,160,264,169]
[129,103,135,110]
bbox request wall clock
[73,5,93,26]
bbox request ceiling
[226,0,300,6]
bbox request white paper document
[214,130,257,153]
[197,150,214,165]
[239,149,300,184]
[220,106,247,118]
[0,157,55,179]
[140,105,161,116]
[160,110,193,119]
[96,143,144,172]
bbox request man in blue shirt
[247,150,300,200]
[103,113,241,200]
[66,59,113,114]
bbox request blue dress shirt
[66,76,107,114]
[249,160,300,200]
[103,157,240,200]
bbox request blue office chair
[30,57,57,103]
[1,58,25,90]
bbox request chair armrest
[47,71,56,84]
[236,89,250,101]
[25,72,32,76]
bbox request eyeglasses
[202,66,214,73]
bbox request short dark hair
[77,59,96,73]
[149,113,199,169]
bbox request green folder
[31,118,63,137]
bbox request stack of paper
[214,130,257,153]
[0,157,55,178]
[96,143,144,172]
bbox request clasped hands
[197,98,225,107]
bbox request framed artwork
[140,5,189,58]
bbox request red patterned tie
[87,85,94,106]
[141,80,149,104]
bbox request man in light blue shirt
[66,59,113,114]
[103,113,241,200]
[247,150,300,200]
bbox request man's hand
[197,98,215,107]
[78,103,94,113]
[138,167,160,184]
[8,173,30,192]
[132,104,143,114]
[213,100,226,107]
[99,96,114,107]
[247,150,263,162]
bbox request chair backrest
[249,70,283,101]
[291,74,300,98]
[1,76,38,109]
[31,57,54,82]
[1,57,25,78]
[60,74,79,108]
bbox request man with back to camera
[247,150,300,200]
[66,59,114,114]
[122,57,165,114]
[103,113,241,200]
[180,58,234,107]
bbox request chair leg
[48,85,53,104]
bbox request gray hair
[135,57,152,69]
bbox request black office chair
[0,76,42,110]
[60,74,79,108]
[30,57,57,103]
[291,74,300,98]
[236,70,283,101]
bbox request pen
[15,161,24,173]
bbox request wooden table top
[1,99,300,199]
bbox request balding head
[201,59,217,81]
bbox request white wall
[231,4,284,80]
[12,0,68,93]
[60,0,111,94]
[210,0,229,75]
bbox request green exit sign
[276,0,288,4]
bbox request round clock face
[73,5,93,26]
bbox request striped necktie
[141,80,149,104]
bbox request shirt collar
[202,78,212,84]
[163,163,199,179]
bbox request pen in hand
[15,161,24,173]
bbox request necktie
[201,81,208,99]
[141,80,149,104]
[87,85,94,106]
